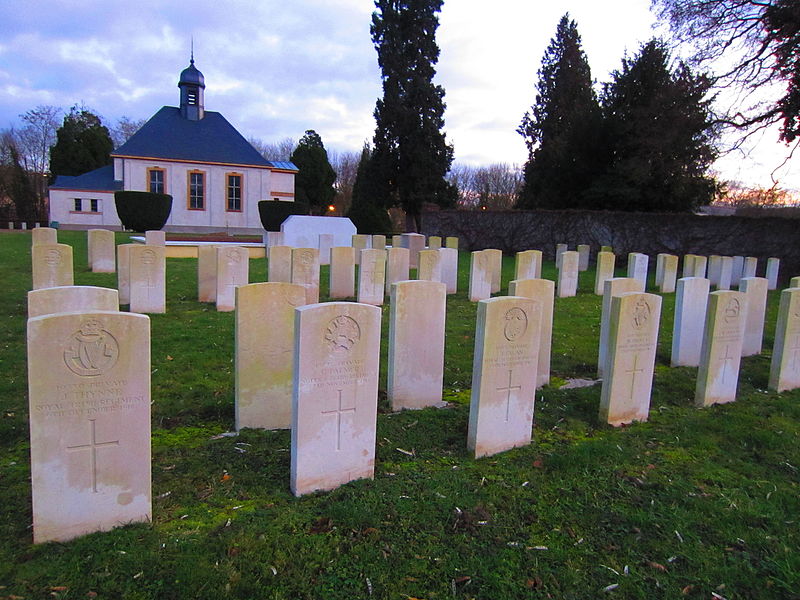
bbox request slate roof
[112,106,297,171]
[50,165,122,192]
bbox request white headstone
[598,277,645,378]
[32,243,74,290]
[717,256,733,290]
[318,233,334,266]
[742,256,758,279]
[117,244,133,304]
[627,253,648,288]
[766,257,780,290]
[291,248,321,304]
[352,234,370,266]
[670,277,710,367]
[445,236,459,250]
[707,255,722,287]
[216,246,249,312]
[144,230,165,246]
[508,278,554,388]
[428,236,442,250]
[385,247,410,296]
[484,248,503,293]
[31,227,57,246]
[577,244,590,271]
[439,247,458,294]
[129,245,165,314]
[88,229,115,273]
[329,246,356,299]
[557,251,579,298]
[371,234,386,250]
[268,245,293,283]
[740,277,768,356]
[658,254,679,294]
[693,255,708,278]
[695,290,745,407]
[555,243,568,269]
[282,215,356,249]
[265,231,284,247]
[469,250,492,302]
[769,287,800,392]
[28,286,119,318]
[197,245,218,303]
[515,250,542,281]
[401,233,426,268]
[357,249,386,305]
[731,256,744,287]
[594,251,616,296]
[417,249,442,282]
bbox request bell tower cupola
[178,53,205,121]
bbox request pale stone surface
[352,234,370,266]
[318,233,334,266]
[129,245,166,314]
[468,296,540,458]
[385,247,410,295]
[594,251,616,295]
[484,248,503,293]
[428,236,442,250]
[418,249,442,282]
[555,243,568,269]
[766,257,780,290]
[32,243,74,290]
[27,311,151,543]
[235,282,306,430]
[469,250,492,302]
[577,244,590,271]
[31,227,57,246]
[658,254,679,294]
[627,253,648,288]
[329,247,355,299]
[695,290,745,406]
[445,236,459,249]
[655,254,667,286]
[601,245,613,253]
[682,254,697,278]
[717,256,733,290]
[557,251,579,298]
[357,249,386,305]
[693,255,708,278]
[88,229,115,273]
[743,257,758,279]
[740,277,768,356]
[515,250,542,281]
[508,278,554,388]
[769,288,800,392]
[282,215,356,249]
[291,248,321,304]
[265,231,284,247]
[144,230,165,246]
[707,255,722,287]
[388,280,447,411]
[197,245,218,303]
[792,276,800,288]
[291,302,381,496]
[598,277,645,378]
[28,286,119,318]
[599,292,662,426]
[216,246,250,312]
[401,233,426,268]
[670,277,710,367]
[268,245,293,283]
[391,234,402,248]
[117,244,133,304]
[371,234,386,250]
[439,247,458,294]
[731,256,744,287]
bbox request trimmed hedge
[258,200,309,231]
[114,191,172,232]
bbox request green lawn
[1,230,799,599]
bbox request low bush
[114,191,172,232]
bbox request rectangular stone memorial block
[670,277,711,367]
[388,280,447,411]
[385,247,410,295]
[401,233,426,269]
[282,215,356,249]
[391,234,402,248]
[357,249,386,306]
[439,247,458,294]
[291,302,381,496]
[717,256,733,290]
[468,296,540,458]
[428,236,442,250]
[659,254,679,294]
[371,234,386,251]
[469,250,492,302]
[117,244,133,304]
[32,227,57,246]
[695,290,745,407]
[88,229,115,273]
[216,246,250,312]
[32,243,74,290]
[484,248,503,293]
[28,286,119,318]
[235,282,306,430]
[557,251,579,298]
[291,248,321,305]
[598,277,645,378]
[129,245,165,314]
[791,276,800,289]
[740,277,768,356]
[515,250,542,281]
[693,255,708,278]
[743,257,758,279]
[445,236,459,250]
[508,278,554,388]
[769,288,800,392]
[682,254,697,278]
[197,245,218,303]
[707,255,722,287]
[268,245,292,283]
[352,234,370,266]
[144,230,165,246]
[601,245,613,253]
[417,249,442,282]
[27,311,151,543]
[265,231,284,247]
[329,247,356,299]
[555,243,568,269]
[577,244,590,271]
[627,253,648,288]
[731,256,744,287]
[599,292,662,426]
[766,257,780,290]
[655,254,667,287]
[594,251,616,295]
[318,233,334,266]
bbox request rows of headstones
[25,228,800,544]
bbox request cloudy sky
[0,0,796,189]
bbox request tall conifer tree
[290,129,337,211]
[49,106,113,182]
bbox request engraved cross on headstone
[321,389,356,451]
[66,419,119,493]
[496,369,522,422]
[720,344,736,383]
[625,354,644,400]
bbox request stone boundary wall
[421,209,800,282]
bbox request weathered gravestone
[268,245,292,283]
[469,250,492,302]
[329,246,356,299]
[577,244,590,271]
[391,234,402,248]
[88,229,115,273]
[291,248,320,305]
[401,233,426,269]
[717,256,733,290]
[428,236,442,250]
[598,277,645,378]
[388,280,447,411]
[742,256,758,279]
[445,236,459,250]
[594,251,616,296]
[671,277,710,367]
[439,247,458,295]
[484,249,503,293]
[318,233,334,266]
[117,244,134,304]
[599,292,662,426]
[264,231,284,248]
[28,286,119,318]
[372,234,386,251]
[352,234,370,266]
[769,288,800,392]
[766,257,780,290]
[144,230,165,246]
[740,277,768,356]
[515,250,542,281]
[385,247,410,295]
[707,255,722,287]
[695,290,745,407]
[731,256,744,287]
[235,282,306,430]
[658,254,679,294]
[508,278,554,388]
[32,243,74,290]
[129,245,166,314]
[216,246,249,312]
[791,276,800,289]
[357,249,386,306]
[693,255,708,278]
[291,302,381,496]
[683,254,698,278]
[627,253,648,288]
[31,227,57,246]
[555,243,568,269]
[27,311,151,543]
[557,251,579,298]
[468,296,540,458]
[417,249,442,282]
[197,245,218,303]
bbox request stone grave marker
[627,252,648,288]
[318,233,334,266]
[707,255,722,287]
[88,229,115,273]
[235,282,306,430]
[282,215,356,249]
[791,276,800,288]
[594,251,616,295]
[329,247,356,299]
[655,253,667,287]
[27,311,151,543]
[264,231,284,247]
[352,234,370,266]
[144,230,165,246]
[484,248,503,293]
[32,227,57,246]
[769,288,800,392]
[428,236,442,250]
[555,243,568,269]
[740,277,768,356]
[731,256,744,287]
[515,250,542,281]
[766,257,780,290]
[742,257,758,279]
[600,245,613,253]
[117,244,134,304]
[682,254,697,278]
[693,255,708,278]
[695,290,745,407]
[670,277,711,367]
[268,245,293,283]
[658,254,679,294]
[291,302,381,496]
[469,250,492,302]
[468,296,540,458]
[557,250,579,298]
[717,256,733,290]
[445,236,459,249]
[197,245,218,303]
[418,249,442,282]
[508,278,554,388]
[577,244,590,271]
[32,243,74,290]
[385,247,410,295]
[598,277,645,378]
[401,233,426,268]
[129,245,165,314]
[391,234,402,248]
[291,248,321,304]
[388,280,447,411]
[216,246,249,312]
[357,249,386,305]
[439,247,458,294]
[371,234,386,251]
[599,292,662,426]
[28,286,119,318]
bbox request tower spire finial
[190,36,194,65]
